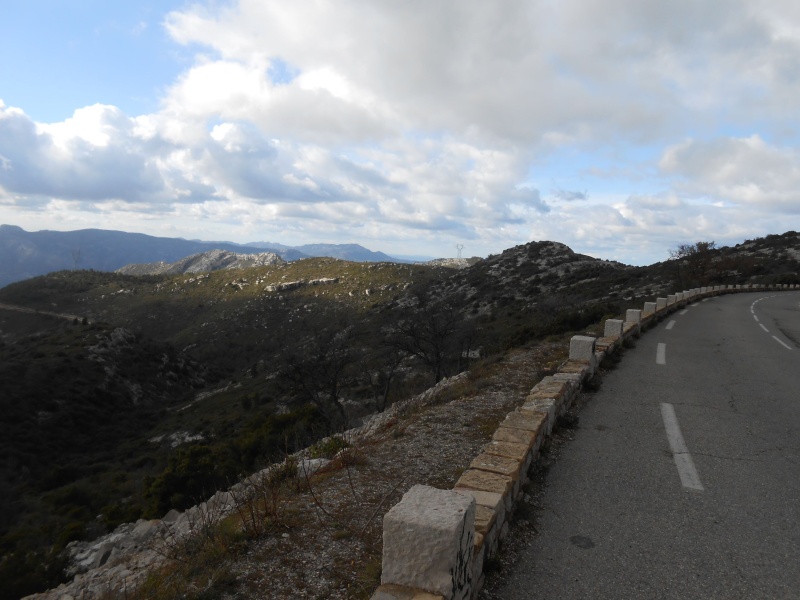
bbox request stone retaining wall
[371,283,799,600]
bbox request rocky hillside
[424,257,482,269]
[0,232,798,598]
[115,249,284,275]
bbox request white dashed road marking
[772,336,793,350]
[656,343,666,365]
[661,403,704,491]
[751,295,794,349]
[666,320,676,330]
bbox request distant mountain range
[245,241,403,263]
[0,225,418,288]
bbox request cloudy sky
[1,0,799,264]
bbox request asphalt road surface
[493,291,800,599]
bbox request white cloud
[3,0,800,265]
[660,135,800,212]
[0,103,166,202]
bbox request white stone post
[380,485,475,600]
[625,309,642,325]
[604,319,624,338]
[569,335,597,375]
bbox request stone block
[642,301,656,317]
[473,504,497,535]
[382,485,475,600]
[552,372,582,383]
[482,440,530,463]
[519,399,555,434]
[372,584,446,600]
[474,531,484,551]
[667,294,677,305]
[555,360,590,378]
[453,489,505,533]
[529,381,567,399]
[501,410,547,434]
[603,319,624,338]
[455,469,513,497]
[595,337,616,353]
[568,335,596,362]
[625,309,642,325]
[470,452,522,481]
[656,297,668,310]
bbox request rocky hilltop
[424,257,482,269]
[115,249,284,275]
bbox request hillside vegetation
[0,232,798,598]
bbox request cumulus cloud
[660,135,800,212]
[0,103,166,202]
[2,1,800,264]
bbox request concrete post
[604,319,624,338]
[643,302,657,317]
[380,485,475,600]
[625,309,642,325]
[656,297,668,311]
[569,335,596,361]
[667,295,677,305]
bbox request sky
[1,0,799,265]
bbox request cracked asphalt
[491,291,800,599]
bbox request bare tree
[360,344,407,412]
[280,318,355,430]
[387,296,466,384]
[669,241,718,287]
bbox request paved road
[494,291,800,599]
[0,301,87,323]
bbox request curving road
[0,301,88,323]
[493,291,800,599]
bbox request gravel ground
[220,344,566,599]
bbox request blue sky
[1,0,799,265]
[0,2,190,121]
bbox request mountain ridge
[115,249,284,276]
[0,225,419,288]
